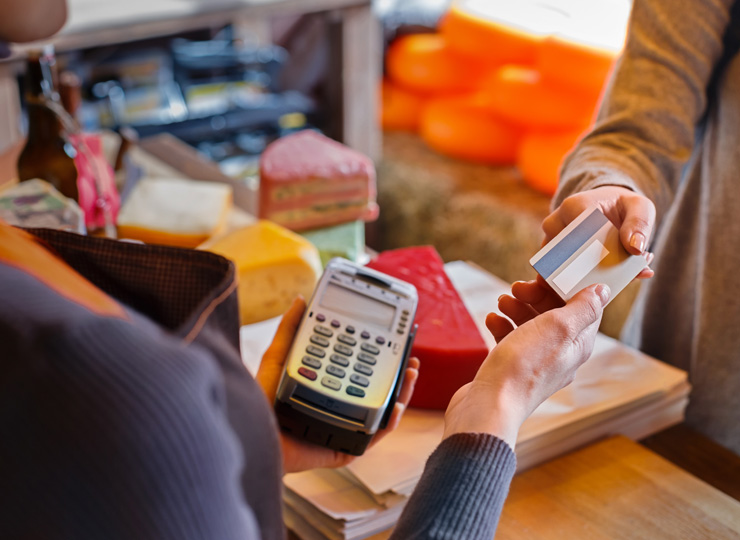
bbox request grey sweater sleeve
[556,0,732,222]
[389,433,516,540]
[0,266,264,540]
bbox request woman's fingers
[511,279,564,313]
[618,195,656,256]
[396,357,420,409]
[497,294,540,326]
[373,357,419,435]
[486,312,515,343]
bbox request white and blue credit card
[530,207,648,305]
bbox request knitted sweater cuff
[389,433,517,540]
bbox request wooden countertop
[496,435,740,539]
[641,423,740,502]
[296,432,740,540]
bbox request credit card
[530,207,648,305]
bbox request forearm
[389,433,516,540]
[557,0,732,221]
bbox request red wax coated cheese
[366,246,489,410]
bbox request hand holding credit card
[530,207,648,305]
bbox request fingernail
[630,232,646,253]
[594,284,611,306]
[497,294,506,303]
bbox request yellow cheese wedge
[202,220,322,324]
[117,177,233,248]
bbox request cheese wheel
[366,246,489,410]
[117,177,233,248]
[385,33,492,95]
[479,65,600,130]
[517,129,586,196]
[438,1,549,65]
[203,220,322,325]
[537,35,618,95]
[420,94,522,165]
[380,78,427,132]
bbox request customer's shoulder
[0,260,222,395]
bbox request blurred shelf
[57,0,372,52]
[0,0,380,160]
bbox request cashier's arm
[443,282,610,447]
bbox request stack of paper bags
[278,261,690,540]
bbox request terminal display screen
[320,282,396,329]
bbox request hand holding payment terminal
[275,258,418,456]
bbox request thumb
[619,195,656,255]
[558,284,610,332]
[261,296,306,368]
[256,296,306,403]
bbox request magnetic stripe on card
[532,208,609,279]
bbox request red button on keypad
[298,367,317,381]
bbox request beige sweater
[557,0,740,453]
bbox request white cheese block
[117,177,233,248]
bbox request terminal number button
[354,363,373,376]
[360,343,380,355]
[357,353,377,366]
[326,365,346,378]
[330,354,350,367]
[302,356,322,369]
[350,374,370,387]
[334,343,354,357]
[310,334,330,347]
[337,334,357,346]
[306,345,326,358]
[314,325,334,337]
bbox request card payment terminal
[274,258,418,456]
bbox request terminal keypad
[298,312,392,400]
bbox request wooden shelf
[0,0,381,160]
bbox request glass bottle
[17,45,79,201]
